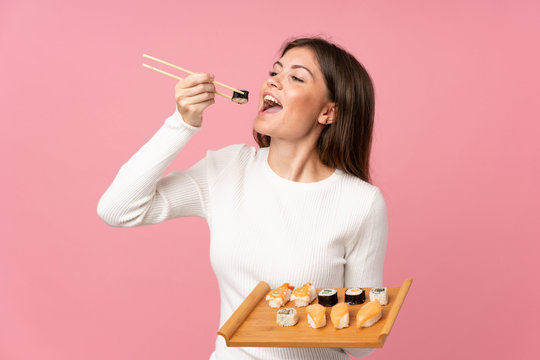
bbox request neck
[267,139,335,183]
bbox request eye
[269,71,277,76]
[291,75,304,82]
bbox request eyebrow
[273,61,314,78]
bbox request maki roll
[318,289,338,307]
[291,282,317,307]
[232,90,249,104]
[266,283,294,308]
[344,288,366,305]
[356,300,382,328]
[369,287,388,306]
[306,304,326,329]
[330,303,350,329]
[276,308,298,327]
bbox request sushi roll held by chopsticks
[142,54,249,104]
[232,90,249,104]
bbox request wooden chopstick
[142,63,230,99]
[142,53,245,95]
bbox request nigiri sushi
[330,303,349,329]
[266,283,294,308]
[291,282,317,307]
[356,300,383,328]
[306,304,326,328]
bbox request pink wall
[1,0,538,359]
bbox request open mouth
[262,94,283,113]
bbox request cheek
[287,91,322,119]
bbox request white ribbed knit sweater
[98,109,388,360]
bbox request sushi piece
[344,288,366,305]
[291,282,317,307]
[306,304,327,328]
[356,300,383,328]
[369,287,388,305]
[276,308,298,327]
[330,303,350,329]
[232,90,249,104]
[318,289,338,307]
[266,283,294,308]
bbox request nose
[266,73,282,89]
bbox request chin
[253,114,272,137]
[253,109,291,140]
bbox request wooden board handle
[218,281,270,345]
[378,278,413,342]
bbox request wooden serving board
[218,278,412,348]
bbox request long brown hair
[253,37,375,183]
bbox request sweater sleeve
[342,188,388,358]
[97,109,208,227]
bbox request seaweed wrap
[232,90,249,104]
[344,288,366,305]
[317,289,338,307]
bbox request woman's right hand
[174,72,216,127]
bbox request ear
[318,102,336,125]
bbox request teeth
[263,94,282,106]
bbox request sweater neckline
[260,147,342,188]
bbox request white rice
[307,313,326,328]
[369,288,388,306]
[360,311,382,327]
[335,313,349,329]
[267,289,292,308]
[291,285,317,307]
[276,308,298,327]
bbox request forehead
[278,47,321,73]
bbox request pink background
[1,0,539,359]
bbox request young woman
[98,37,388,359]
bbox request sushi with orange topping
[290,282,317,307]
[330,302,350,329]
[266,283,294,308]
[356,300,383,328]
[306,303,327,328]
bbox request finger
[180,91,215,106]
[178,82,216,98]
[189,98,216,115]
[178,72,214,89]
